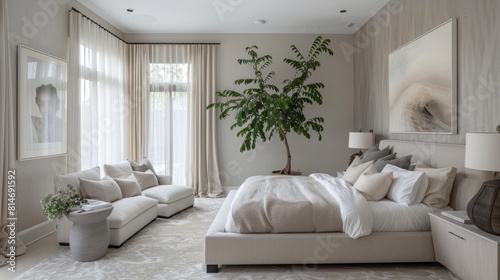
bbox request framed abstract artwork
[388,18,457,134]
[18,45,68,160]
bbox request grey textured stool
[66,205,113,262]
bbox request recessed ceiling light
[346,22,355,28]
[126,9,134,13]
[254,19,267,25]
[340,9,347,13]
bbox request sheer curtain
[0,0,26,263]
[148,45,189,185]
[147,45,222,196]
[70,11,127,171]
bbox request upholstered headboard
[379,139,493,210]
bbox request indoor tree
[207,36,333,174]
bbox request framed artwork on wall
[18,45,68,160]
[388,18,457,134]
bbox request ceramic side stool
[66,205,113,262]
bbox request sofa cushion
[79,178,123,202]
[128,157,157,175]
[114,174,142,198]
[107,196,158,229]
[104,161,134,179]
[142,185,193,204]
[54,166,100,196]
[134,170,159,190]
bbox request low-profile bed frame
[205,140,492,273]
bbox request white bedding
[225,174,447,239]
[370,199,452,231]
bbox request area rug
[15,197,460,280]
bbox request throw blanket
[225,174,373,239]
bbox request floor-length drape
[0,0,26,264]
[187,45,223,197]
[126,45,149,161]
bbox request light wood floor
[0,233,60,280]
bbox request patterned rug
[15,197,460,280]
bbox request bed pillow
[415,161,457,208]
[343,157,374,185]
[113,174,142,198]
[382,164,428,206]
[79,178,122,202]
[361,145,390,163]
[374,154,412,172]
[133,169,159,190]
[353,165,393,201]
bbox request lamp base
[348,150,363,166]
[467,179,500,235]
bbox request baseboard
[222,186,239,196]
[18,220,57,246]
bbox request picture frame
[18,45,68,160]
[388,18,457,134]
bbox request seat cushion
[108,196,158,229]
[142,185,193,204]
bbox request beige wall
[353,0,500,144]
[7,0,122,235]
[127,33,354,186]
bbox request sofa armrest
[156,174,172,185]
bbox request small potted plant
[40,185,88,221]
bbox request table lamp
[465,132,500,235]
[348,131,374,166]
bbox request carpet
[15,197,460,280]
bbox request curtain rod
[69,8,220,46]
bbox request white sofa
[55,166,158,247]
[103,160,195,218]
[56,160,195,247]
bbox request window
[148,63,188,185]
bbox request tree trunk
[281,131,292,174]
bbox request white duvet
[225,174,446,239]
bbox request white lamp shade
[348,132,374,149]
[465,132,500,171]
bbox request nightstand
[429,212,500,280]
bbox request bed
[204,140,492,273]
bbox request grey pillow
[375,154,412,172]
[128,157,157,175]
[361,145,390,163]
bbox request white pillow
[382,164,428,206]
[343,157,374,185]
[104,161,134,179]
[114,174,142,198]
[133,169,159,190]
[415,161,457,208]
[79,177,123,202]
[353,165,393,201]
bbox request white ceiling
[77,0,390,34]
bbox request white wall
[126,33,355,186]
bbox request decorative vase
[467,179,500,235]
